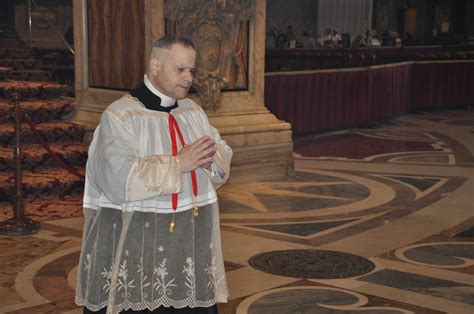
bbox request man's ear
[150,58,160,75]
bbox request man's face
[150,44,196,99]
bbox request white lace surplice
[77,205,227,313]
[75,96,232,313]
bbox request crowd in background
[266,25,404,49]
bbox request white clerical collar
[144,75,176,107]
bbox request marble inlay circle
[249,249,375,279]
[236,286,411,314]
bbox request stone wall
[317,0,372,38]
[373,0,473,43]
[266,0,318,38]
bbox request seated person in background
[276,33,287,48]
[301,31,316,48]
[381,32,391,46]
[265,24,278,48]
[341,32,351,48]
[365,29,381,47]
[313,32,323,48]
[285,25,297,48]
[362,30,371,46]
[361,29,381,47]
[332,29,343,48]
[352,34,364,47]
[320,27,334,47]
[389,31,402,47]
[395,37,402,47]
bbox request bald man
[76,36,232,314]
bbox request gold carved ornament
[165,0,252,111]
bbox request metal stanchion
[28,0,32,48]
[0,92,40,235]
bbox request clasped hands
[177,136,216,173]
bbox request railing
[265,46,474,72]
[27,0,75,55]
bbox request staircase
[0,31,87,222]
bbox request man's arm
[201,125,233,189]
[87,111,181,204]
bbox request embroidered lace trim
[76,294,228,313]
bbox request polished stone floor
[0,110,473,313]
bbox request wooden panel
[88,0,144,90]
[405,8,417,36]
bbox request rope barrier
[22,112,85,180]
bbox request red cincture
[168,114,198,232]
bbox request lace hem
[76,294,228,313]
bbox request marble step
[0,48,34,60]
[0,120,85,145]
[0,39,25,49]
[0,59,43,71]
[0,80,68,100]
[7,70,52,82]
[0,67,12,81]
[0,27,21,39]
[0,33,20,40]
[0,167,85,202]
[0,97,75,123]
[34,50,74,65]
[0,194,83,222]
[0,143,88,172]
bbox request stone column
[72,0,293,182]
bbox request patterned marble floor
[0,110,473,313]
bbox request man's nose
[183,70,193,82]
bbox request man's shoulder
[177,98,205,113]
[107,94,142,110]
[99,94,147,125]
[177,97,198,107]
[104,94,144,115]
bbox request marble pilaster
[72,0,293,182]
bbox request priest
[76,36,232,314]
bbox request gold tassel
[169,213,176,233]
[194,206,199,216]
